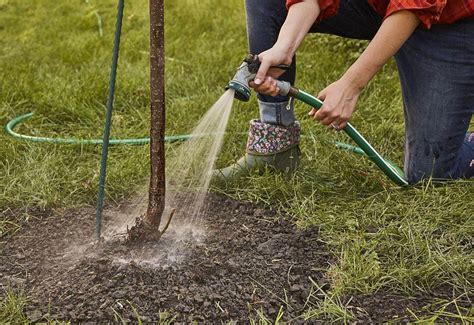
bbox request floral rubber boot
[214,119,300,181]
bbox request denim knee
[405,133,474,184]
[397,20,474,184]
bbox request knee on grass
[406,160,472,185]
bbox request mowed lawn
[1,0,472,322]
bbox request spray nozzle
[226,54,293,102]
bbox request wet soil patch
[1,194,470,323]
[1,194,330,323]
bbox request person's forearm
[343,10,420,90]
[274,0,320,63]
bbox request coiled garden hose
[5,111,400,179]
[5,112,194,145]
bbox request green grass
[0,0,473,322]
[406,296,474,324]
[0,290,28,324]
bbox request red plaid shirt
[286,0,474,29]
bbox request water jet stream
[165,89,235,223]
[102,89,236,240]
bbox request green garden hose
[293,89,408,187]
[227,55,408,187]
[5,112,194,145]
[5,111,397,173]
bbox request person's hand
[308,77,362,130]
[249,46,292,96]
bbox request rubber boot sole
[213,146,300,182]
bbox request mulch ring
[1,194,470,323]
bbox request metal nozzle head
[226,54,261,102]
[226,81,251,102]
[226,54,293,101]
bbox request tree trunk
[145,0,165,229]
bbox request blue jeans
[245,0,474,183]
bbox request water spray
[227,55,408,187]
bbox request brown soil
[0,194,469,323]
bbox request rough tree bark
[128,0,172,241]
[145,0,166,229]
